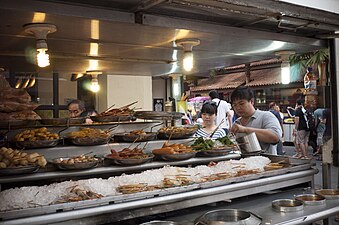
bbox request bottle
[304,67,317,93]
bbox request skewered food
[14,127,59,142]
[106,147,150,159]
[159,126,198,134]
[67,127,109,139]
[152,142,194,154]
[97,102,137,117]
[126,130,147,136]
[0,147,47,168]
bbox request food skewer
[210,118,225,138]
[119,101,138,110]
[104,104,116,113]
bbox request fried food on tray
[106,147,150,159]
[97,102,137,117]
[0,147,47,168]
[152,142,193,154]
[14,127,59,142]
[159,126,198,134]
[54,155,100,165]
[67,127,109,139]
[127,130,147,136]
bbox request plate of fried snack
[157,126,198,139]
[114,130,157,142]
[50,154,101,170]
[91,102,137,123]
[152,142,196,161]
[105,146,154,166]
[0,147,47,175]
[14,127,61,149]
[66,127,111,146]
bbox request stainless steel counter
[0,166,318,225]
[0,153,241,184]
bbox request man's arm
[227,112,233,128]
[230,123,280,143]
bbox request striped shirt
[194,128,226,139]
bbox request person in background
[194,101,227,139]
[268,102,284,155]
[287,104,301,157]
[209,90,232,134]
[67,99,98,124]
[229,86,282,154]
[313,108,326,156]
[294,100,310,159]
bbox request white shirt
[212,98,231,129]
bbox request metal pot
[195,209,262,225]
[236,132,261,153]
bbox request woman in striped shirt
[194,101,227,139]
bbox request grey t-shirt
[235,109,282,153]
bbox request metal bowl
[197,146,234,157]
[67,137,110,146]
[315,189,339,199]
[0,165,40,176]
[16,139,60,149]
[40,117,85,125]
[114,132,157,142]
[0,120,39,129]
[90,115,136,123]
[295,194,326,205]
[50,157,101,170]
[134,111,184,120]
[105,154,154,166]
[157,131,196,140]
[140,221,180,225]
[195,209,262,225]
[272,199,304,212]
[154,151,196,161]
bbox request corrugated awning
[190,72,246,92]
[246,66,303,87]
[191,61,304,92]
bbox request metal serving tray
[113,132,157,142]
[90,115,136,123]
[0,165,39,176]
[16,139,61,149]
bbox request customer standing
[313,108,326,156]
[229,86,282,154]
[194,101,227,139]
[269,102,284,155]
[294,100,310,159]
[209,90,232,134]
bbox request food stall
[0,0,338,224]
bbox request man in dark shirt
[294,100,310,159]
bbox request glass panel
[36,71,54,105]
[35,110,53,119]
[59,73,77,105]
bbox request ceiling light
[275,50,295,85]
[23,23,57,68]
[86,70,103,93]
[175,38,200,72]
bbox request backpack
[304,110,315,131]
